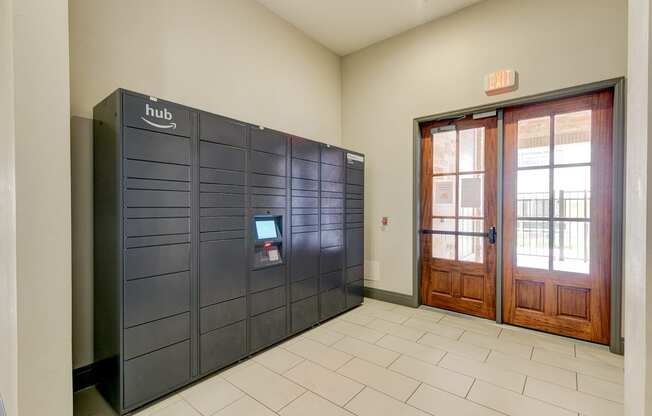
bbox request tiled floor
[75,298,624,416]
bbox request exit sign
[484,69,518,96]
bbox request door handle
[487,226,497,245]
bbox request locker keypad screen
[255,220,278,240]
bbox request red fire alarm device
[381,217,389,226]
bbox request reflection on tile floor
[75,298,624,416]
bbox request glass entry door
[502,90,613,344]
[419,117,497,320]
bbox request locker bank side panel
[93,90,123,413]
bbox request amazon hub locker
[93,89,365,414]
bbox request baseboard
[73,363,96,392]
[364,286,418,308]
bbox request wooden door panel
[503,90,613,344]
[420,117,497,320]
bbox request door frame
[412,77,625,354]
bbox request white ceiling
[256,0,484,55]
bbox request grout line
[219,376,285,416]
[575,372,579,391]
[275,389,308,413]
[465,378,477,399]
[342,385,365,408]
[404,382,422,403]
[386,352,403,369]
[435,351,448,366]
[280,358,307,376]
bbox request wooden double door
[419,90,613,344]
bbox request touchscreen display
[255,219,278,240]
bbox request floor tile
[145,400,202,416]
[340,309,376,326]
[218,359,254,379]
[532,347,624,383]
[179,375,244,415]
[284,337,353,370]
[285,360,364,406]
[419,332,490,362]
[355,306,412,324]
[301,325,346,346]
[376,334,446,365]
[439,353,526,393]
[439,315,502,337]
[389,355,474,397]
[212,396,276,416]
[460,331,533,359]
[327,320,385,343]
[499,328,576,355]
[575,344,625,369]
[403,317,465,339]
[486,351,577,389]
[577,373,624,403]
[337,358,420,401]
[408,383,504,416]
[524,377,623,416]
[279,391,354,416]
[468,380,576,416]
[253,346,304,374]
[345,387,430,416]
[366,318,426,342]
[361,298,398,311]
[410,308,446,321]
[331,336,400,367]
[222,362,305,411]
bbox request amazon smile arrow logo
[141,117,177,129]
[142,103,177,130]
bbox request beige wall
[69,0,342,368]
[0,0,17,413]
[69,0,342,144]
[341,0,627,295]
[11,0,73,414]
[624,0,652,414]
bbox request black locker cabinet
[248,127,289,352]
[197,112,249,375]
[319,146,347,319]
[94,91,196,413]
[345,152,365,307]
[289,137,321,332]
[94,89,364,414]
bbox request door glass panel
[433,130,457,174]
[554,166,590,219]
[432,234,455,260]
[518,116,550,167]
[458,219,484,233]
[517,220,549,269]
[517,169,549,218]
[458,236,483,263]
[433,175,456,216]
[432,218,455,231]
[459,128,484,172]
[554,221,590,274]
[459,173,484,217]
[554,110,591,165]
